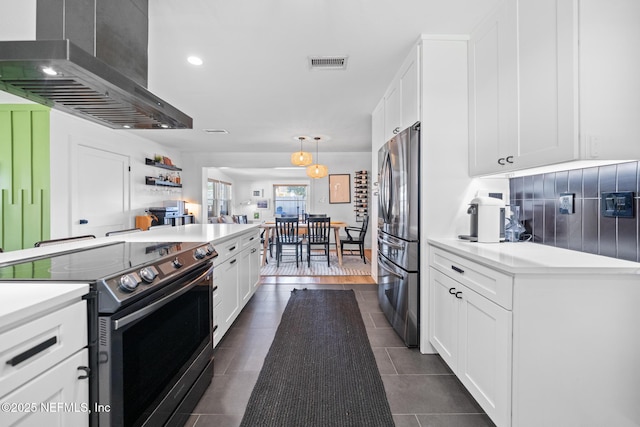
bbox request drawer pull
[448,288,456,295]
[77,366,90,380]
[212,285,218,292]
[251,248,257,253]
[230,259,237,265]
[455,291,463,299]
[451,265,464,274]
[229,246,237,252]
[249,236,255,241]
[6,336,57,367]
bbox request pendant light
[290,136,313,166]
[306,136,328,179]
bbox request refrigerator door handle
[379,151,393,223]
[378,256,405,280]
[377,235,404,250]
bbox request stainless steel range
[0,240,218,427]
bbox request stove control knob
[172,257,183,269]
[139,267,157,283]
[205,244,216,256]
[194,247,207,260]
[119,274,139,292]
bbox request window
[207,179,232,220]
[273,185,308,217]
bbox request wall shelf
[145,176,182,187]
[145,158,182,171]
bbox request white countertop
[112,223,260,243]
[428,238,640,275]
[0,223,261,265]
[0,224,260,329]
[0,283,89,332]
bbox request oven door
[98,262,213,427]
[377,254,419,347]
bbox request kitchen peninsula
[0,223,261,427]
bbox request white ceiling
[132,0,500,156]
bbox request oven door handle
[113,264,213,331]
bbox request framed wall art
[256,199,269,209]
[329,174,351,204]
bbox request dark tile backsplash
[509,161,640,262]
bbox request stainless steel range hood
[0,0,192,130]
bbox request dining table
[260,221,349,267]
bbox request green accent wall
[0,104,51,251]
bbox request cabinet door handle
[251,248,257,253]
[451,265,464,274]
[506,156,514,164]
[393,127,400,134]
[77,366,90,380]
[448,287,456,295]
[6,337,57,366]
[455,291,463,299]
[230,259,237,265]
[497,158,506,165]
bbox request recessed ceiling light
[203,129,229,134]
[187,56,203,66]
[42,67,57,76]
[123,125,131,129]
[161,124,169,129]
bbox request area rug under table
[239,289,394,427]
[260,253,371,276]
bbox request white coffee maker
[462,196,505,243]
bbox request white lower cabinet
[215,254,240,345]
[430,255,512,427]
[1,349,89,427]
[213,229,261,347]
[0,298,89,427]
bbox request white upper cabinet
[381,45,421,142]
[469,0,640,176]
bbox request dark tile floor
[184,283,495,427]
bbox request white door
[71,145,130,238]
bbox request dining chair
[105,228,143,236]
[34,235,96,247]
[275,217,303,267]
[306,217,331,267]
[340,215,369,264]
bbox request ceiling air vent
[203,129,229,134]
[308,56,348,70]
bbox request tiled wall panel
[509,161,640,262]
[0,105,50,251]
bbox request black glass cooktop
[0,241,200,281]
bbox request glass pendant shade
[306,163,328,179]
[290,150,312,166]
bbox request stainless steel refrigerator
[377,122,420,347]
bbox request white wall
[0,0,36,40]
[48,110,183,238]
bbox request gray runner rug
[239,289,395,427]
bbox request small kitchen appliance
[459,196,505,243]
